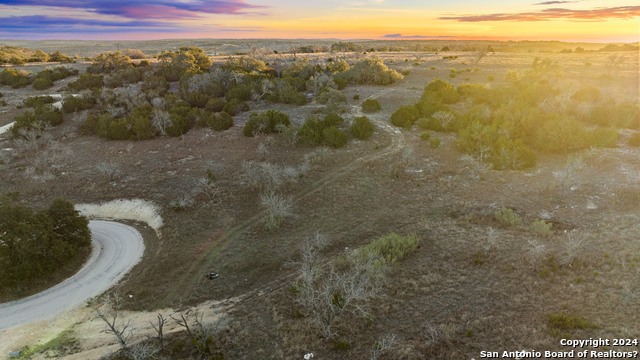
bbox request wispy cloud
[0,0,263,20]
[0,15,167,29]
[533,1,578,5]
[382,34,458,39]
[440,5,640,22]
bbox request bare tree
[260,191,294,231]
[295,235,386,339]
[150,313,168,352]
[94,291,130,350]
[96,161,122,181]
[171,308,227,356]
[127,342,159,360]
[527,238,547,268]
[474,47,488,65]
[151,109,172,136]
[371,334,397,360]
[197,169,221,203]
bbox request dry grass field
[0,40,638,359]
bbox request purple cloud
[0,0,263,20]
[439,5,640,22]
[0,15,167,29]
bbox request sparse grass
[547,312,597,337]
[359,233,418,265]
[19,328,79,358]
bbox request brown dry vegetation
[1,42,639,359]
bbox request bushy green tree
[243,110,291,137]
[0,198,91,291]
[322,126,348,148]
[68,74,104,91]
[390,105,419,129]
[361,99,381,113]
[335,58,403,85]
[350,116,374,140]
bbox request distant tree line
[0,46,73,65]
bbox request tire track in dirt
[168,87,405,304]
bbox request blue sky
[0,0,638,41]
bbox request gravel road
[0,220,144,330]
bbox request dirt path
[169,86,406,302]
[0,221,144,331]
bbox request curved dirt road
[0,220,144,330]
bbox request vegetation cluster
[0,197,91,292]
[391,58,638,169]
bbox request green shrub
[167,105,194,137]
[322,126,348,148]
[350,116,374,140]
[529,219,553,236]
[10,106,63,138]
[360,233,418,265]
[126,105,156,140]
[422,79,460,104]
[141,75,169,97]
[223,98,249,115]
[490,137,536,170]
[62,95,96,113]
[226,83,253,102]
[0,68,32,88]
[316,88,346,105]
[297,117,325,146]
[48,50,73,63]
[494,207,523,227]
[32,77,54,90]
[67,73,104,91]
[88,51,133,74]
[420,131,431,141]
[335,58,403,85]
[333,76,348,90]
[221,56,269,74]
[243,110,291,137]
[23,95,55,108]
[104,67,145,87]
[589,127,618,148]
[587,103,640,129]
[79,112,108,135]
[267,81,307,105]
[39,107,64,126]
[205,97,227,112]
[571,86,600,102]
[429,137,441,148]
[184,91,211,108]
[198,111,233,131]
[361,98,381,113]
[628,133,640,147]
[322,113,344,128]
[11,112,43,137]
[391,105,419,129]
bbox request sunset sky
[0,0,638,42]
